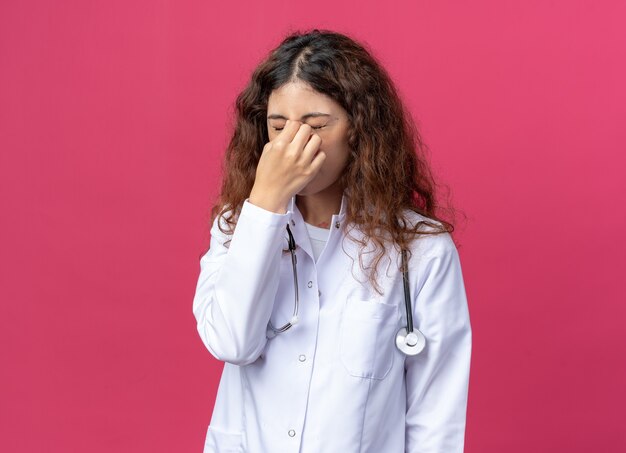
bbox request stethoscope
[266,224,426,356]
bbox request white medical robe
[192,190,472,452]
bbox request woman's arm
[192,199,290,366]
[404,234,473,452]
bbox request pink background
[1,1,625,452]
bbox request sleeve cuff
[239,198,292,227]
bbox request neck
[296,184,343,230]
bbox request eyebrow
[267,112,332,121]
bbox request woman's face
[266,81,351,197]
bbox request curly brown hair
[205,28,462,296]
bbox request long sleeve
[404,233,473,452]
[192,199,291,366]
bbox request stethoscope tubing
[401,249,414,333]
[267,225,300,334]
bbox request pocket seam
[205,425,244,452]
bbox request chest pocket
[339,298,399,380]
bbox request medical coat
[192,190,472,452]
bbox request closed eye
[273,125,326,131]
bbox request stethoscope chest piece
[395,326,426,356]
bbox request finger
[309,149,326,173]
[290,123,316,155]
[301,133,322,163]
[277,119,303,144]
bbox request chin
[296,178,339,197]
[296,183,320,196]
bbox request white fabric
[192,189,472,453]
[303,221,329,262]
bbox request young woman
[192,29,472,453]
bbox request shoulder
[401,209,457,261]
